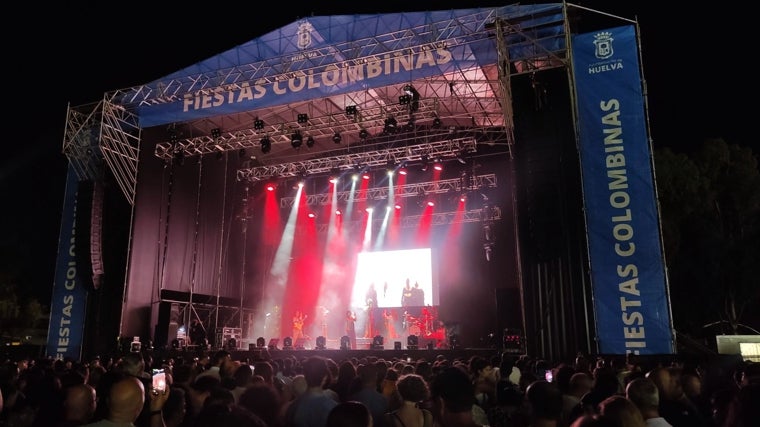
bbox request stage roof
[65,2,568,202]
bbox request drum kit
[403,312,431,337]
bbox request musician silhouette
[345,310,357,349]
[364,283,378,338]
[292,310,307,342]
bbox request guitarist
[292,310,307,343]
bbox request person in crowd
[579,366,622,416]
[230,364,254,404]
[625,377,672,427]
[647,366,708,427]
[82,375,169,427]
[59,383,98,427]
[562,372,594,426]
[284,355,338,427]
[429,366,481,427]
[238,382,284,427]
[385,373,433,427]
[195,350,231,381]
[327,400,374,427]
[186,375,221,419]
[332,360,358,403]
[349,362,389,427]
[281,374,308,422]
[470,356,498,416]
[598,394,646,427]
[162,386,186,427]
[485,378,526,427]
[525,379,564,427]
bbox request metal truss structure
[313,206,502,234]
[240,138,480,183]
[279,173,497,208]
[61,4,567,207]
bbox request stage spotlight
[402,84,420,112]
[211,128,221,139]
[332,132,342,144]
[372,335,384,350]
[306,135,315,148]
[394,341,402,350]
[227,337,237,350]
[420,155,429,172]
[238,148,246,159]
[433,159,443,171]
[340,335,351,350]
[384,116,398,133]
[345,105,357,116]
[267,338,280,350]
[283,336,293,350]
[407,334,419,350]
[260,137,271,153]
[432,116,442,128]
[359,128,369,140]
[291,131,303,149]
[256,337,266,348]
[329,167,341,183]
[253,118,264,130]
[265,183,276,192]
[316,336,327,350]
[297,113,309,124]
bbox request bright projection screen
[352,248,437,308]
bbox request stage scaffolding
[61,3,580,353]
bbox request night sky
[2,1,752,308]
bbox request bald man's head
[64,383,96,423]
[108,376,146,423]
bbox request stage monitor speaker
[394,341,402,350]
[156,301,181,348]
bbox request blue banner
[46,167,88,360]
[572,26,673,354]
[133,4,566,127]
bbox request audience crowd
[0,346,758,427]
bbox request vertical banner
[571,26,674,354]
[46,167,88,360]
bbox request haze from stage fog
[1,1,754,310]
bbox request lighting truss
[279,174,497,208]
[312,207,502,234]
[154,98,440,161]
[237,138,477,182]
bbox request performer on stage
[292,310,307,342]
[189,319,207,348]
[420,307,434,336]
[383,309,398,339]
[345,310,357,349]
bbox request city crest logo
[593,32,614,59]
[297,21,314,50]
